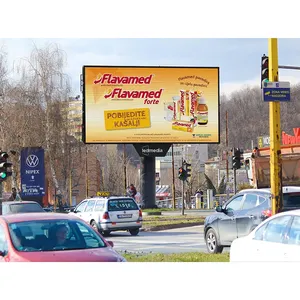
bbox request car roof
[278,209,300,216]
[239,186,300,194]
[1,213,79,224]
[83,196,135,201]
[2,201,41,205]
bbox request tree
[17,43,72,205]
[204,173,227,196]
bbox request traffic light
[261,55,269,88]
[186,163,192,178]
[178,167,187,181]
[232,148,243,170]
[0,151,12,181]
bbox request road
[107,225,229,254]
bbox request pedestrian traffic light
[186,163,192,178]
[178,167,187,181]
[0,151,12,181]
[232,148,243,170]
[261,55,269,88]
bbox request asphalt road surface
[107,225,229,254]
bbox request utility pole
[171,144,176,209]
[269,38,282,215]
[85,146,89,198]
[123,144,127,195]
[182,157,185,216]
[69,172,72,206]
[225,111,229,183]
[181,144,185,215]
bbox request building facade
[68,96,82,141]
[155,144,208,186]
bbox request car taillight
[102,212,109,220]
[138,209,143,220]
[262,209,272,217]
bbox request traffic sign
[97,191,110,197]
[262,87,291,102]
[263,81,290,88]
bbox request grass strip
[123,252,229,262]
[142,215,204,228]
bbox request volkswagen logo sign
[26,154,39,168]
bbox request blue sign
[263,87,291,102]
[20,147,45,197]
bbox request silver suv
[70,196,143,236]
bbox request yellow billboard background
[84,66,219,143]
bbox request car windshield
[8,203,44,214]
[283,193,300,208]
[8,219,107,252]
[108,199,138,211]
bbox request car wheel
[102,231,111,237]
[91,220,99,232]
[129,229,139,236]
[206,228,223,254]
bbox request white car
[69,196,143,236]
[230,209,300,262]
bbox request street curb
[140,222,204,232]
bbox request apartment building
[68,96,82,141]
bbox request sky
[2,38,300,97]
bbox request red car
[0,213,126,262]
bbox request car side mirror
[215,206,223,213]
[107,241,114,248]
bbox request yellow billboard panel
[104,108,151,131]
[83,66,219,143]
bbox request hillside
[208,84,300,158]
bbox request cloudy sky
[1,38,300,96]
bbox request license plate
[117,214,132,219]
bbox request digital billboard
[83,66,219,144]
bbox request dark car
[0,201,45,215]
[204,186,300,254]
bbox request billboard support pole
[140,156,156,209]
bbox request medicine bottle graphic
[196,94,208,125]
